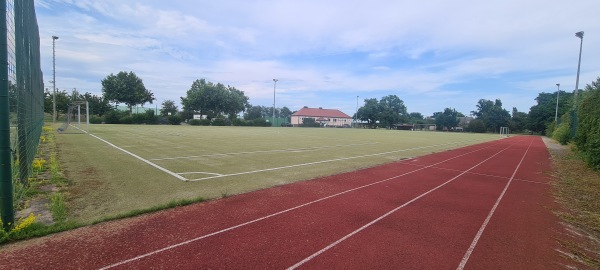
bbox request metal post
[0,0,14,230]
[571,31,584,137]
[272,79,278,127]
[52,35,58,123]
[554,83,560,123]
[355,95,359,128]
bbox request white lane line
[188,140,487,182]
[150,143,379,161]
[99,140,502,269]
[286,141,514,270]
[85,132,188,181]
[456,137,534,270]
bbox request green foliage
[357,98,380,128]
[509,107,529,133]
[472,99,511,132]
[433,108,461,130]
[189,119,211,126]
[50,193,67,223]
[467,119,486,133]
[119,116,133,124]
[101,71,155,112]
[189,119,201,126]
[528,91,574,135]
[212,117,230,126]
[249,118,270,127]
[301,117,320,127]
[167,115,182,125]
[545,121,556,137]
[552,112,572,145]
[89,116,102,124]
[160,100,178,117]
[575,77,600,169]
[104,110,126,124]
[232,118,246,126]
[180,79,249,120]
[356,95,408,129]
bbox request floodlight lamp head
[575,31,584,39]
[52,35,59,40]
[273,79,278,82]
[556,83,560,87]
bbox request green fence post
[0,0,15,230]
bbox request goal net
[58,101,88,134]
[412,124,437,131]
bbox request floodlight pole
[554,83,560,123]
[272,79,278,127]
[571,31,584,137]
[355,95,359,128]
[52,35,58,123]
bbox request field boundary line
[178,172,223,176]
[83,131,187,181]
[188,139,491,181]
[287,140,515,270]
[99,140,503,269]
[150,142,379,161]
[456,137,534,270]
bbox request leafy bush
[212,118,230,126]
[167,115,182,125]
[119,116,133,124]
[189,119,201,126]
[132,113,146,124]
[104,110,124,124]
[575,78,600,169]
[89,116,103,124]
[144,110,158,125]
[232,118,246,126]
[552,112,571,145]
[250,118,270,127]
[545,121,556,137]
[467,119,486,133]
[199,119,211,126]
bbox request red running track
[0,136,569,269]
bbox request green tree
[181,79,249,120]
[408,112,425,124]
[528,91,573,135]
[160,100,178,117]
[44,89,71,118]
[509,107,528,133]
[467,118,486,133]
[356,98,380,128]
[378,95,408,129]
[101,71,155,113]
[280,106,293,120]
[433,108,461,130]
[81,92,112,116]
[471,99,510,132]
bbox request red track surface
[0,136,569,269]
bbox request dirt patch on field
[544,137,600,268]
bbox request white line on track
[150,142,379,161]
[286,140,515,269]
[187,140,488,181]
[456,137,534,270]
[83,131,188,181]
[177,171,224,176]
[99,139,504,269]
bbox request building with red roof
[291,107,352,127]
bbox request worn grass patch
[548,139,600,268]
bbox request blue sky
[35,0,600,117]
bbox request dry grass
[546,138,600,268]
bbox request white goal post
[500,126,510,137]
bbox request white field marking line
[83,132,188,181]
[149,142,379,161]
[99,140,502,269]
[286,142,514,270]
[177,172,224,176]
[456,137,534,270]
[187,139,486,182]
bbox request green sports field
[56,125,500,222]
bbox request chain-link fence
[1,0,44,229]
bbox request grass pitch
[56,125,500,222]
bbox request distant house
[291,107,353,127]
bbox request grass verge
[547,139,600,268]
